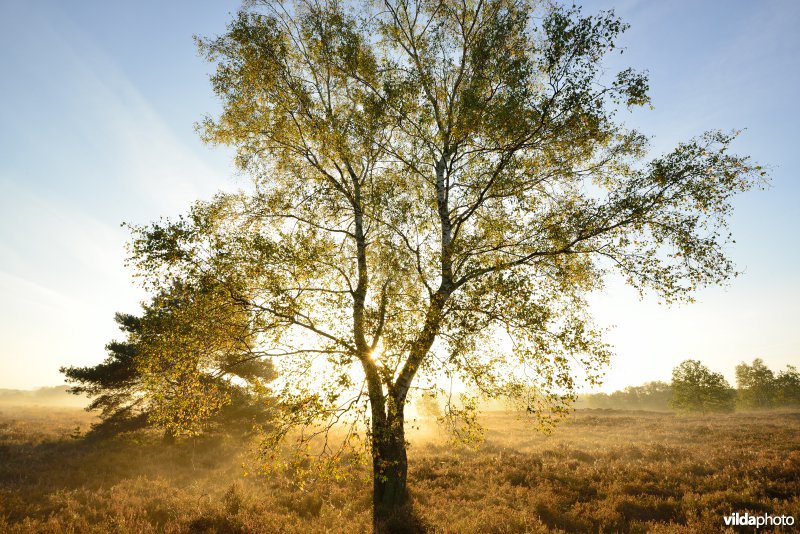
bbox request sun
[368,340,384,361]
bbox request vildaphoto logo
[723,512,795,528]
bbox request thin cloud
[0,2,230,388]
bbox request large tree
[127,0,763,527]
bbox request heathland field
[1,407,798,533]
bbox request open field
[1,406,798,533]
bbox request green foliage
[585,362,800,413]
[124,0,763,511]
[61,313,151,435]
[134,280,276,437]
[735,359,800,410]
[438,393,484,447]
[62,281,276,438]
[775,366,800,407]
[735,358,776,409]
[670,360,735,413]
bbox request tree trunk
[162,428,176,444]
[372,408,409,532]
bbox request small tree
[61,313,150,435]
[735,358,776,410]
[774,365,800,407]
[62,280,276,438]
[670,360,735,413]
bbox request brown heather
[1,406,798,533]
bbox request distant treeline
[577,381,673,411]
[578,359,800,412]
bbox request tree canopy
[670,359,735,413]
[736,358,776,409]
[775,366,800,407]
[736,358,800,409]
[124,0,763,523]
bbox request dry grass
[1,406,798,533]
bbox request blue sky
[0,0,798,391]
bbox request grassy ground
[1,406,798,533]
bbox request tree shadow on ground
[375,501,430,534]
